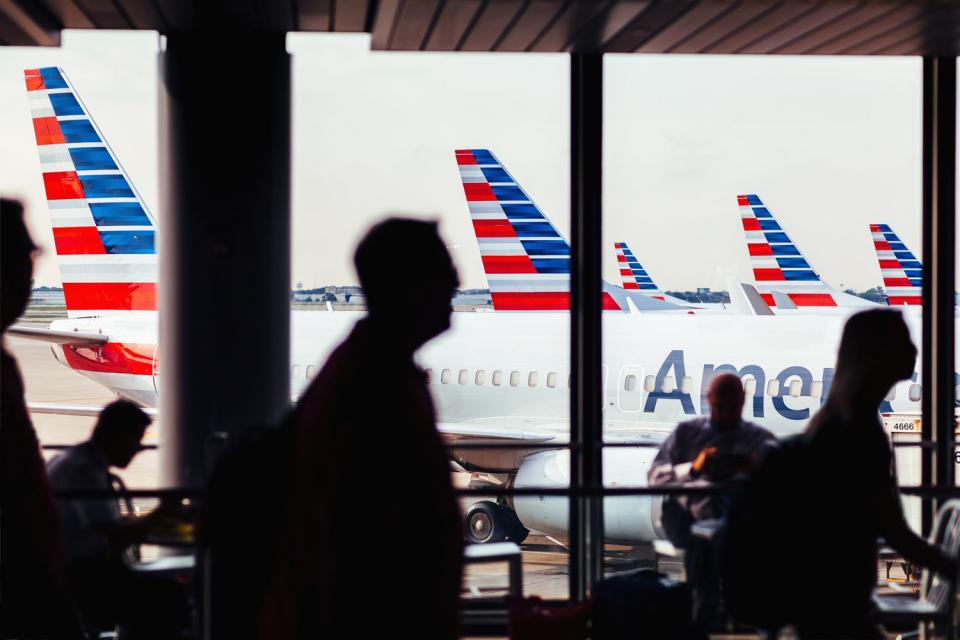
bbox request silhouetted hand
[691,447,718,477]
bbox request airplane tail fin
[738,194,848,308]
[456,148,621,311]
[25,67,156,318]
[613,242,665,300]
[870,224,922,306]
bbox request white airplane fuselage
[44,308,936,543]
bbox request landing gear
[465,501,529,544]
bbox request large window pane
[602,55,923,586]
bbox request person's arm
[879,459,956,579]
[649,426,709,485]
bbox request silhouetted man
[263,219,463,639]
[0,198,85,638]
[650,373,776,634]
[47,399,188,638]
[722,310,956,638]
[649,372,777,546]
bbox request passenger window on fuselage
[661,376,676,393]
[475,370,486,385]
[643,375,655,392]
[291,365,301,380]
[811,381,823,398]
[492,370,503,386]
[441,368,451,384]
[744,378,757,395]
[909,384,921,402]
[885,385,896,401]
[547,372,558,388]
[510,371,520,387]
[624,374,637,392]
[458,369,469,385]
[528,372,539,387]
[788,379,801,397]
[306,365,317,380]
[680,376,692,394]
[424,368,433,383]
[766,379,780,396]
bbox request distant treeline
[31,285,889,304]
[665,287,888,305]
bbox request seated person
[649,373,777,635]
[47,400,188,639]
[648,372,777,546]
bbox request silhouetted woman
[724,309,956,638]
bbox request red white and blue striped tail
[456,148,621,311]
[738,194,840,309]
[613,242,665,300]
[25,67,156,318]
[871,224,922,306]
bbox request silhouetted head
[708,373,745,431]
[91,400,151,468]
[1,199,37,332]
[355,218,459,349]
[834,309,916,401]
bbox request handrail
[51,484,960,500]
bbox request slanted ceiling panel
[3,0,960,55]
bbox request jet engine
[512,446,663,544]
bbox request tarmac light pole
[569,51,605,601]
[921,56,956,531]
[159,33,292,489]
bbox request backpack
[592,569,693,639]
[718,435,809,629]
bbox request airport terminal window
[510,371,520,387]
[528,372,540,388]
[441,368,451,384]
[459,369,469,385]
[624,374,637,392]
[547,372,558,389]
[475,370,486,385]
[492,370,503,386]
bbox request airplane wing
[439,422,670,445]
[438,422,559,443]
[28,402,158,418]
[8,325,108,346]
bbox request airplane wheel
[466,501,508,544]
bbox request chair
[874,499,960,640]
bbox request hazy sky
[0,31,923,291]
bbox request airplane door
[617,365,646,413]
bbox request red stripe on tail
[63,282,157,311]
